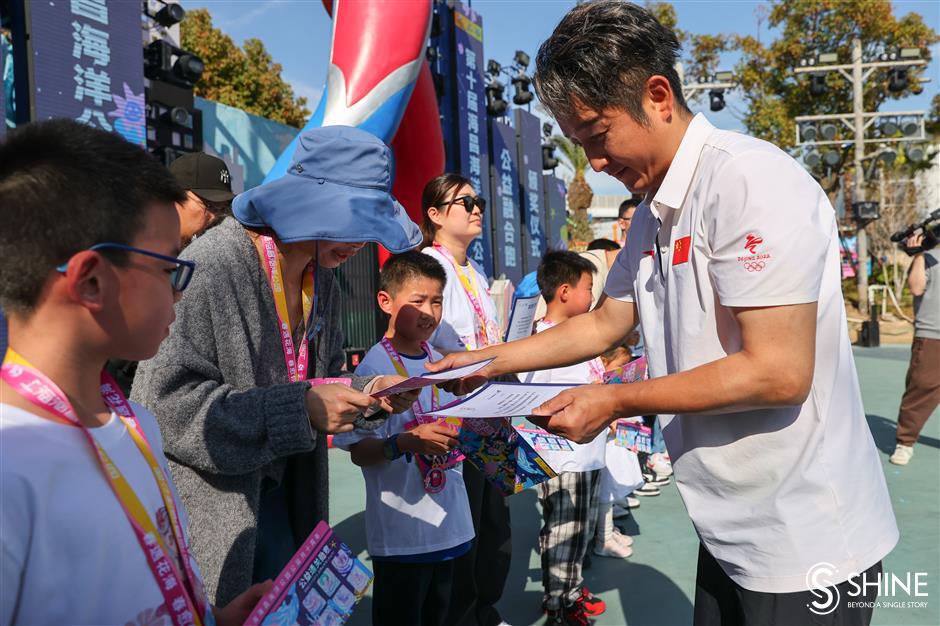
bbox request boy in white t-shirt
[333,252,474,626]
[0,121,268,625]
[519,251,613,626]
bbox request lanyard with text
[258,235,316,382]
[379,337,462,494]
[432,242,500,349]
[1,350,207,626]
[540,319,607,383]
[378,336,440,415]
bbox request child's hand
[305,384,379,433]
[213,579,273,626]
[371,375,422,414]
[399,422,459,456]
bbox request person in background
[132,126,421,606]
[169,152,235,250]
[520,251,610,626]
[1,119,268,625]
[334,251,473,626]
[534,238,619,321]
[890,232,939,465]
[419,173,511,626]
[616,196,641,246]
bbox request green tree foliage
[180,8,310,128]
[732,1,937,161]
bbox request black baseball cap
[169,152,235,202]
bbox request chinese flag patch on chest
[672,236,691,265]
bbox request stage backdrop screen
[28,0,145,146]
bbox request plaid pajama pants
[537,469,602,610]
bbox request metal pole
[853,38,869,313]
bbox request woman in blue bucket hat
[133,126,424,606]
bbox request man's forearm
[908,254,927,296]
[485,298,636,376]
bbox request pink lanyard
[432,242,499,348]
[257,235,315,382]
[539,319,607,382]
[1,353,207,626]
[378,337,439,414]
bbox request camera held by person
[892,209,940,255]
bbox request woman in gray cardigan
[132,126,423,605]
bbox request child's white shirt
[0,402,215,626]
[518,320,607,473]
[332,343,474,558]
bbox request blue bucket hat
[232,126,422,253]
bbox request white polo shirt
[604,114,898,593]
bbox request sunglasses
[448,195,486,214]
[56,243,196,292]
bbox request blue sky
[187,0,939,195]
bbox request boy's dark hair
[0,120,185,314]
[534,0,690,126]
[537,250,596,303]
[380,251,447,296]
[618,196,641,218]
[587,238,621,251]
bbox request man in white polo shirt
[428,2,898,624]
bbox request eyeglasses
[448,195,486,214]
[56,243,196,292]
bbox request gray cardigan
[132,218,374,605]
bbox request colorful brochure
[504,294,540,343]
[244,521,372,626]
[457,417,558,495]
[514,425,574,453]
[615,420,653,453]
[602,356,647,385]
[371,357,495,398]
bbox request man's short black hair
[0,120,185,314]
[380,251,447,296]
[587,238,621,251]
[534,0,690,125]
[537,250,596,303]
[618,196,641,219]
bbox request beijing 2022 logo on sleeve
[738,233,771,272]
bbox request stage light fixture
[485,78,509,117]
[512,72,534,105]
[802,124,818,142]
[905,145,925,162]
[819,123,837,141]
[708,89,725,112]
[154,2,185,27]
[880,120,899,136]
[805,151,821,168]
[901,119,919,137]
[514,50,530,70]
[888,68,909,92]
[823,150,841,167]
[487,59,502,77]
[809,73,827,96]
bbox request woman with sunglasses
[420,173,511,626]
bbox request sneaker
[643,472,670,487]
[544,601,592,626]
[594,538,633,558]
[611,503,631,518]
[579,586,606,616]
[889,444,914,465]
[633,483,661,497]
[612,528,634,547]
[625,496,641,509]
[647,452,674,478]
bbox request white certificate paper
[371,357,496,398]
[425,383,576,418]
[504,294,540,343]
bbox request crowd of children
[0,121,672,626]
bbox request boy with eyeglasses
[0,120,267,625]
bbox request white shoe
[594,539,633,558]
[889,444,914,465]
[648,452,673,478]
[612,503,631,518]
[612,528,634,547]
